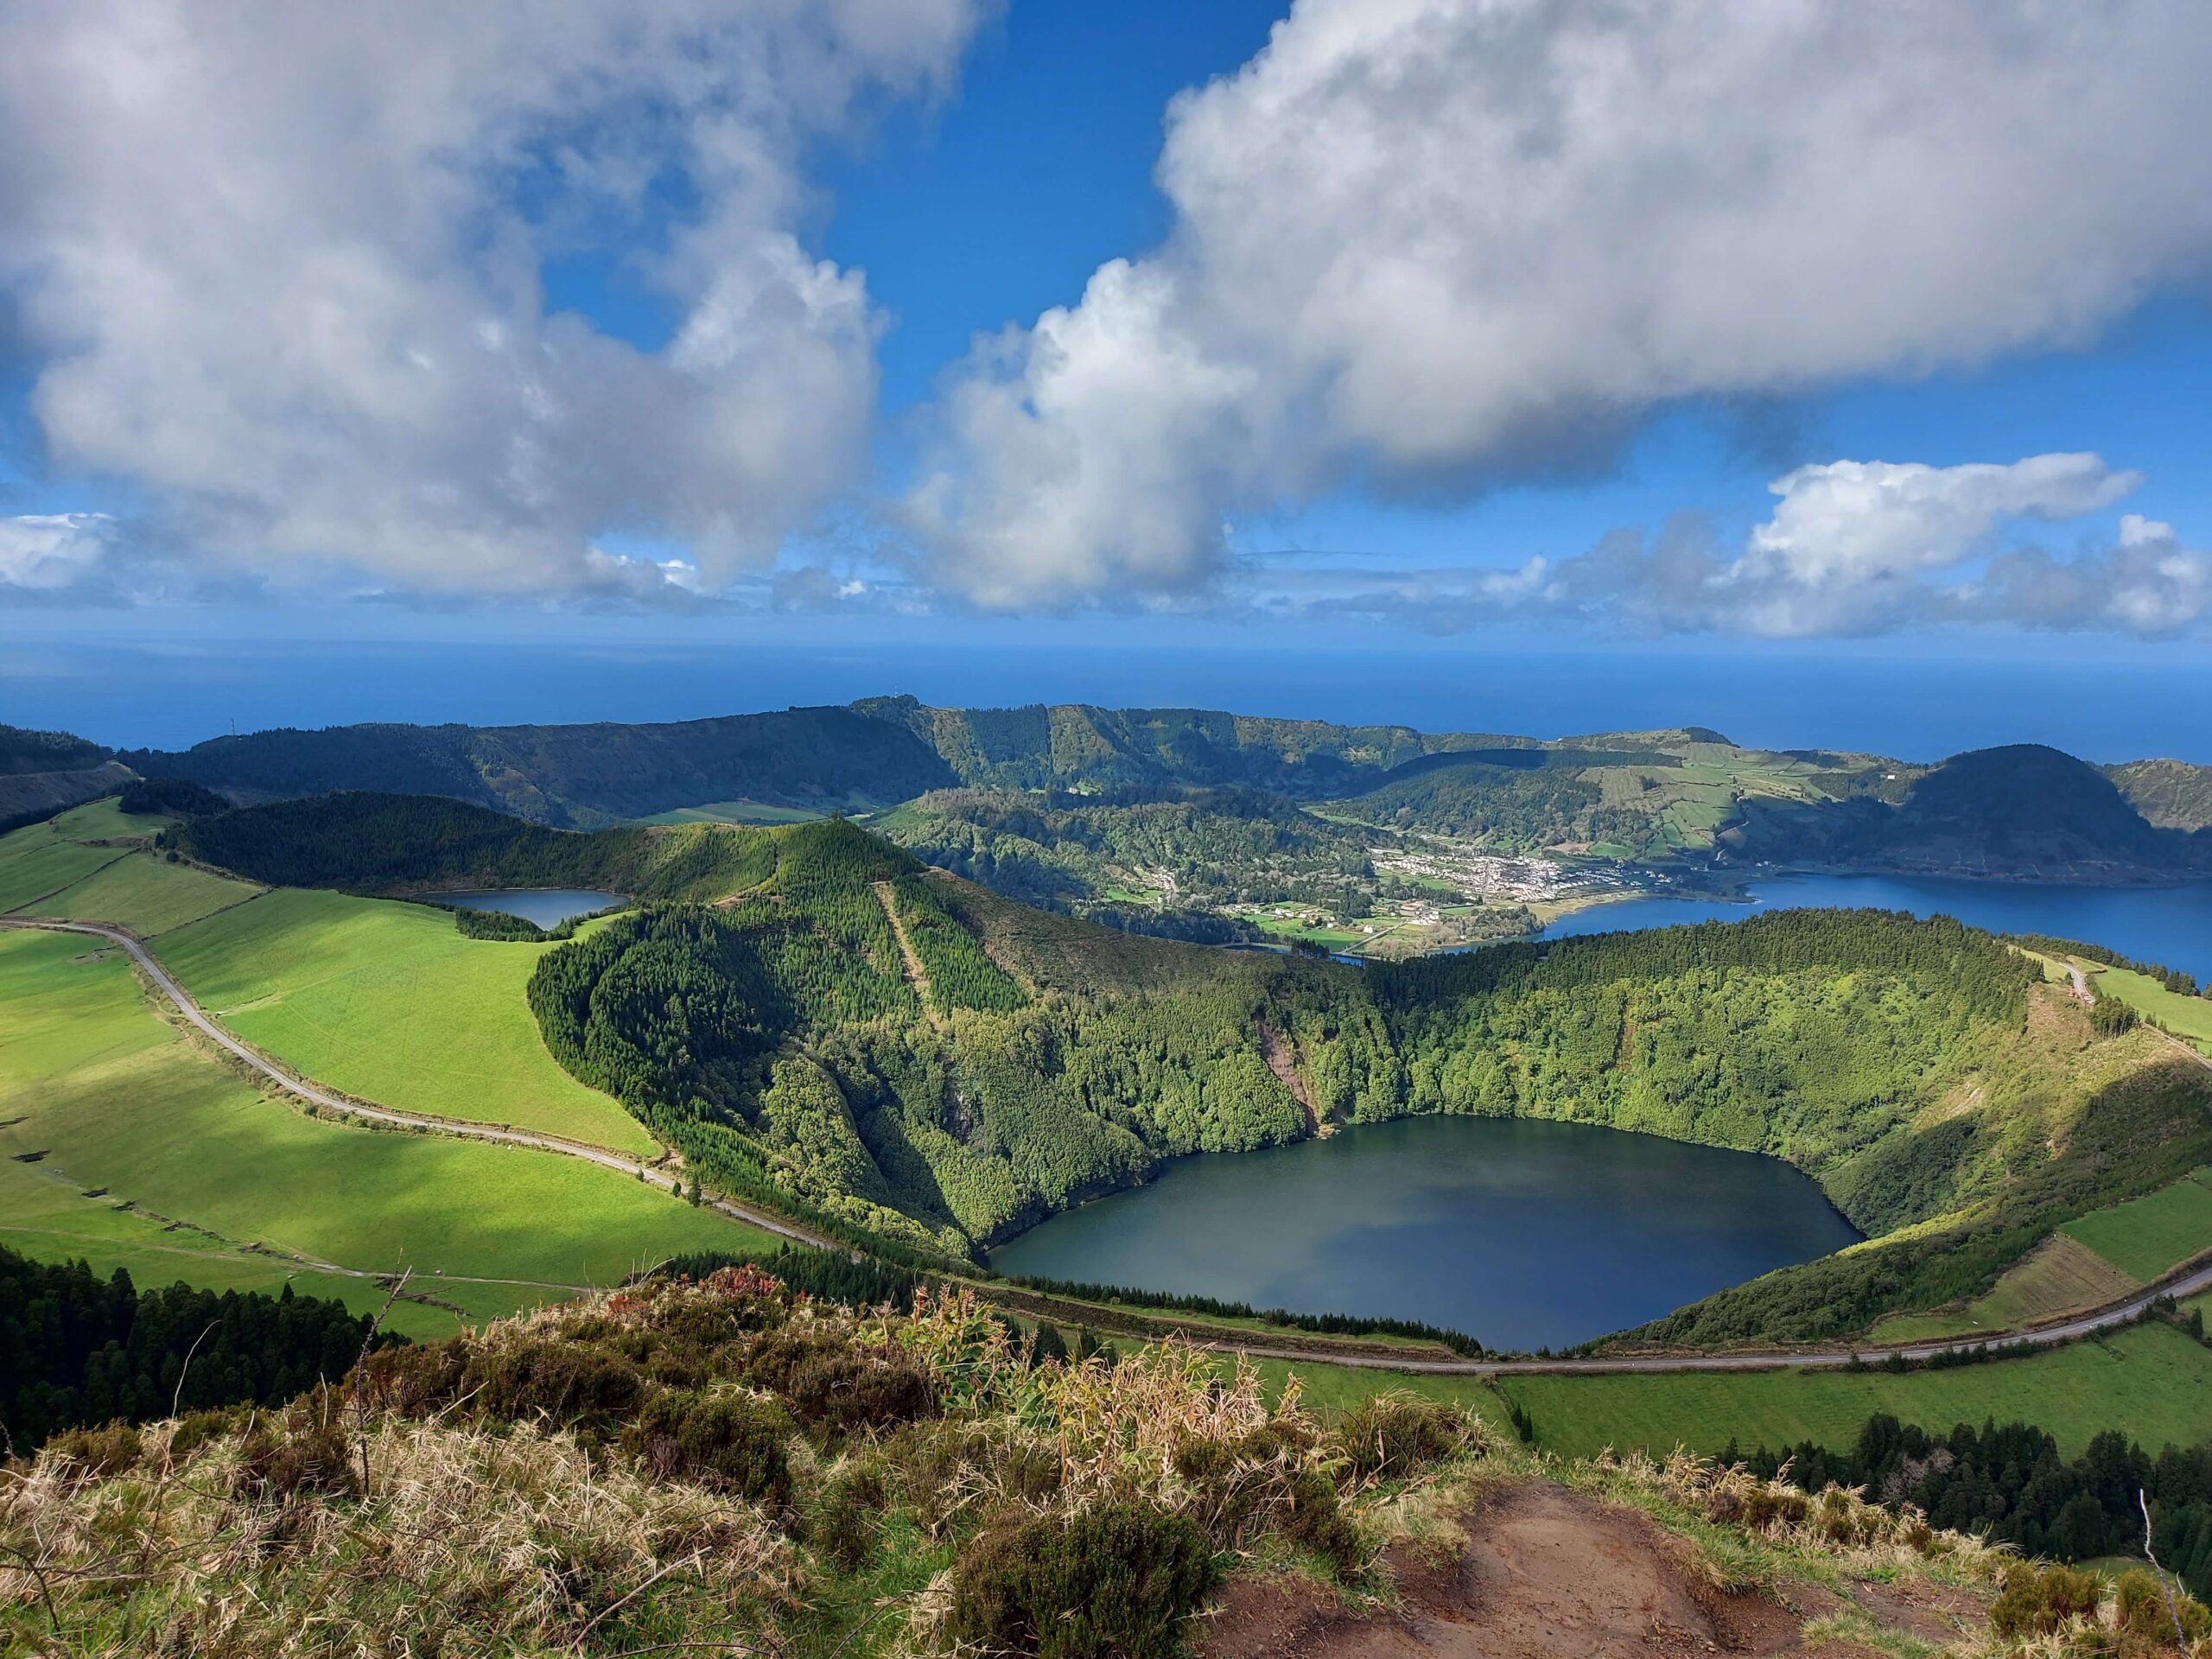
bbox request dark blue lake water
[1549,874,2212,982]
[988,1116,1862,1352]
[441,888,623,929]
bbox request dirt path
[0,916,839,1253]
[872,880,941,1027]
[1203,1478,1975,1657]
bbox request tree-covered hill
[497,803,2208,1338]
[2109,756,2212,831]
[1719,744,2211,879]
[0,723,137,836]
[123,705,959,826]
[167,791,777,903]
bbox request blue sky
[3,1,2211,691]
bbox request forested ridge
[506,807,2212,1338]
[0,1248,383,1452]
[168,791,777,903]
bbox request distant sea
[6,636,2211,763]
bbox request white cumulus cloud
[0,0,987,594]
[1287,454,2212,639]
[0,512,112,591]
[909,0,2212,607]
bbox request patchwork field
[153,887,661,1154]
[28,849,263,936]
[1491,1320,2212,1460]
[0,839,127,912]
[0,927,778,1336]
[1870,1232,2143,1342]
[2062,1165,2212,1280]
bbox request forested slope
[168,791,776,902]
[508,808,2212,1337]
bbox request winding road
[0,916,836,1253]
[7,914,2209,1377]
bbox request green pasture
[0,841,127,912]
[155,887,660,1154]
[2062,1167,2212,1281]
[0,928,779,1334]
[2091,963,2212,1052]
[1491,1321,2212,1461]
[29,849,263,937]
[1872,1233,2141,1343]
[44,798,174,842]
[636,799,828,826]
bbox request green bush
[2116,1568,2211,1646]
[949,1501,1217,1659]
[744,1330,936,1437]
[622,1389,791,1508]
[1990,1560,2104,1638]
[461,1338,645,1427]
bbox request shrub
[1990,1560,2104,1639]
[948,1501,1217,1659]
[461,1337,645,1427]
[2116,1568,2212,1646]
[746,1329,936,1437]
[810,1459,887,1570]
[622,1389,791,1509]
[1332,1392,1465,1482]
[239,1391,358,1499]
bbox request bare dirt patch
[1202,1478,1954,1659]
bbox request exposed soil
[1201,1478,1962,1659]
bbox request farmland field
[1491,1321,2212,1460]
[29,849,263,936]
[1870,1233,2142,1342]
[0,839,127,912]
[0,927,780,1334]
[2061,1166,2212,1281]
[2091,963,2212,1052]
[154,887,661,1154]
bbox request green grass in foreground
[2062,1166,2212,1281]
[0,928,779,1335]
[1492,1321,2212,1460]
[29,849,263,937]
[155,887,660,1154]
[2091,963,2212,1052]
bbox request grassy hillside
[2110,755,2212,830]
[0,927,779,1335]
[1498,1319,2212,1461]
[156,887,665,1154]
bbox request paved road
[0,916,838,1253]
[9,914,2208,1376]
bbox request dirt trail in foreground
[1202,1478,1984,1659]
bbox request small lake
[1546,874,2212,981]
[988,1116,1860,1351]
[440,888,624,929]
